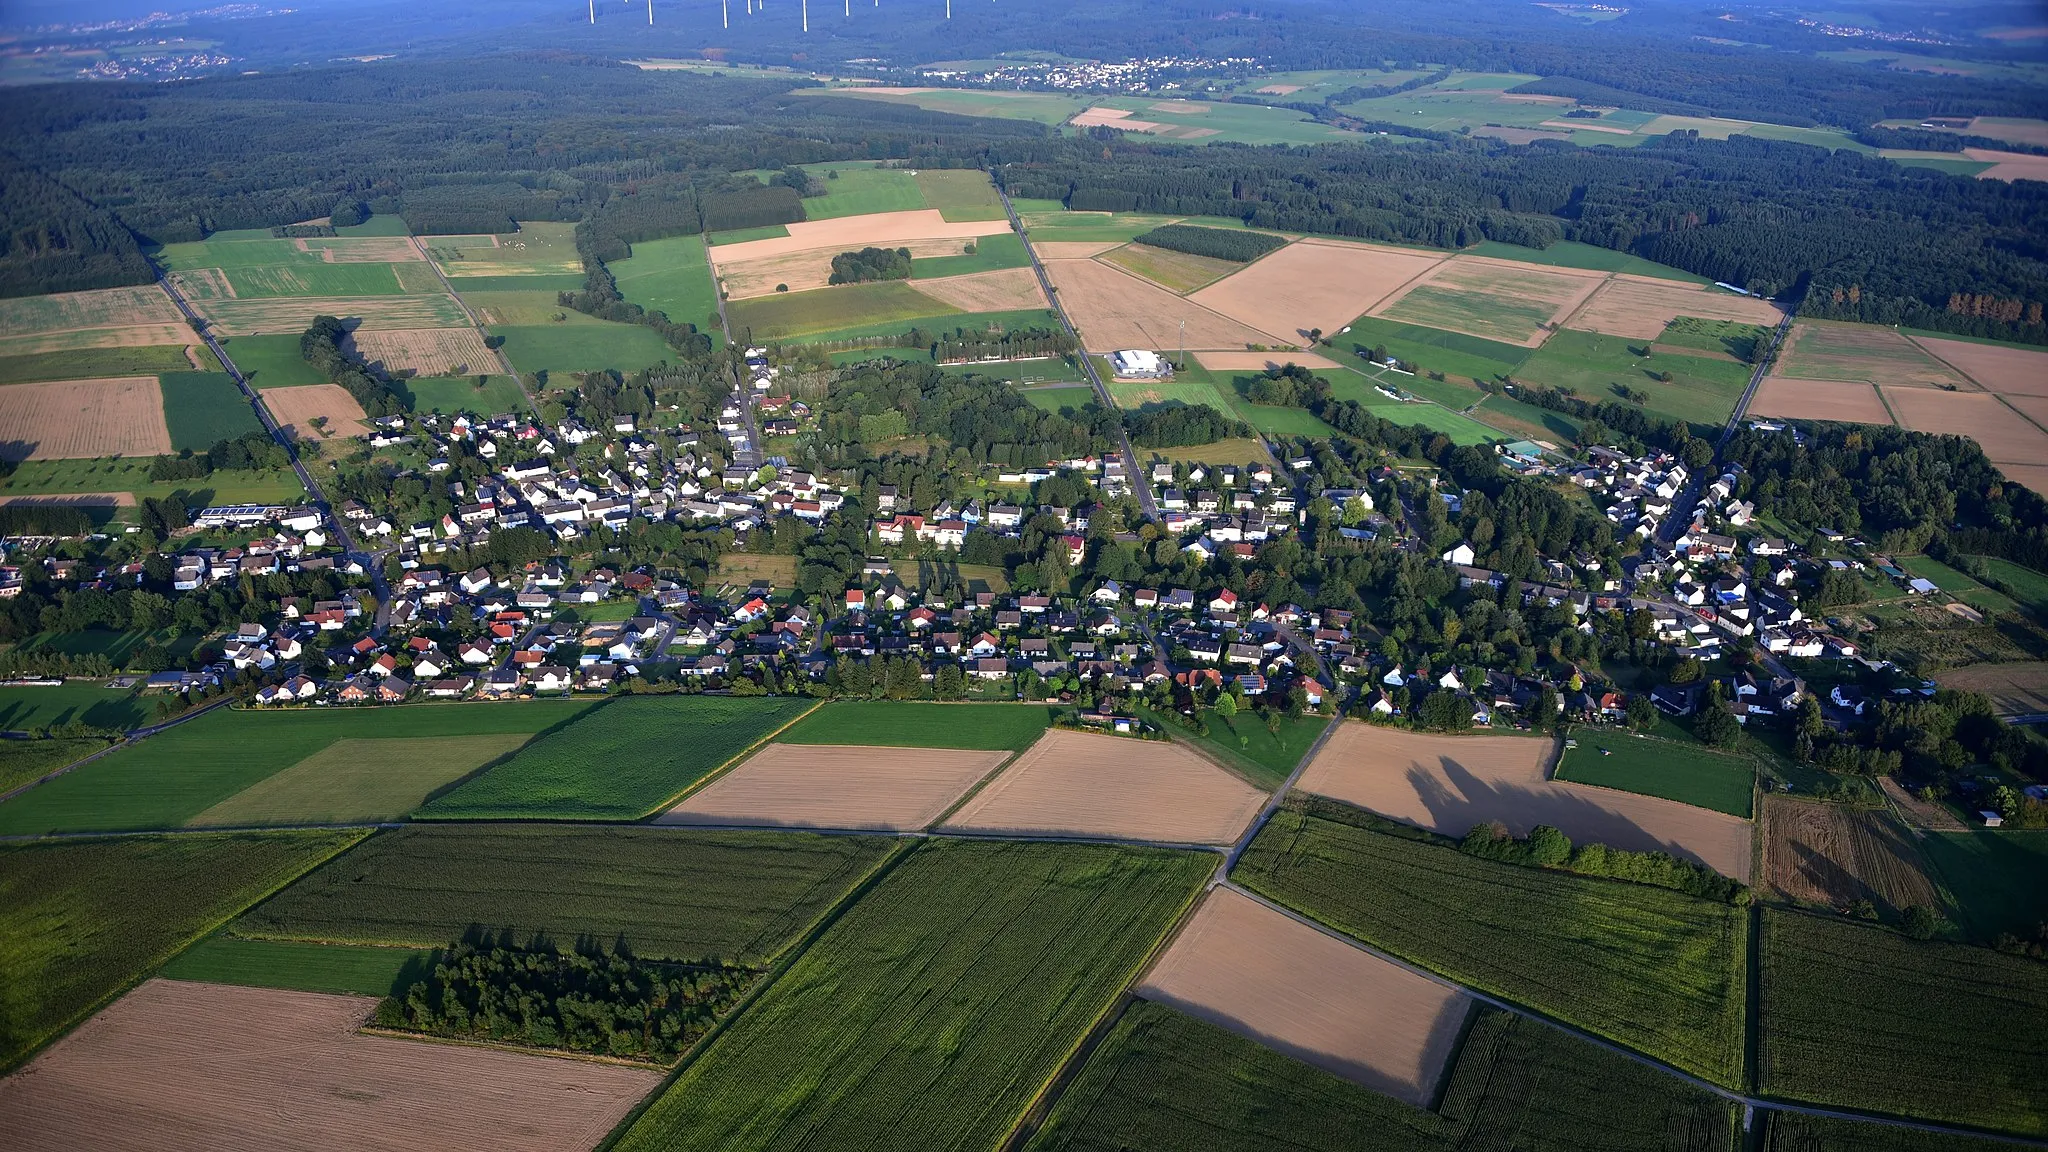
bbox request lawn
[0,737,110,795]
[796,165,929,220]
[0,701,593,835]
[401,374,528,415]
[157,371,264,449]
[234,824,896,965]
[1758,908,2048,1135]
[0,456,305,506]
[1353,395,1506,444]
[777,700,1054,751]
[159,935,430,997]
[1021,384,1099,413]
[1516,328,1754,428]
[1105,372,1239,416]
[1233,796,1749,1086]
[0,345,195,385]
[726,281,962,342]
[0,829,363,1070]
[612,234,722,335]
[1466,240,1707,283]
[1555,732,1756,817]
[1159,708,1329,791]
[614,839,1211,1152]
[418,695,813,820]
[0,682,150,734]
[491,321,676,377]
[216,332,329,388]
[909,231,1032,279]
[913,168,1008,222]
[1919,829,2048,941]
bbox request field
[0,377,171,462]
[0,980,660,1151]
[1466,239,1707,282]
[1757,909,2048,1134]
[187,733,533,826]
[1971,556,2048,615]
[191,292,471,335]
[1554,732,1755,817]
[0,702,591,836]
[714,240,988,299]
[1070,97,1357,145]
[157,371,263,448]
[255,382,369,439]
[421,222,581,277]
[775,700,1052,749]
[1567,276,1784,340]
[1191,239,1445,344]
[1098,242,1243,294]
[909,231,1033,279]
[1918,829,2048,941]
[0,737,108,795]
[790,85,1087,126]
[1765,1112,2029,1152]
[490,321,676,376]
[613,839,1210,1152]
[215,332,330,387]
[793,164,928,219]
[0,682,150,733]
[1758,796,1942,915]
[402,373,528,414]
[1376,258,1604,346]
[1137,887,1470,1103]
[610,234,721,333]
[657,742,1010,831]
[1172,710,1331,791]
[1298,722,1755,880]
[943,728,1268,845]
[0,830,361,1069]
[911,266,1049,312]
[159,935,427,997]
[1775,321,1973,389]
[1043,258,1273,352]
[0,345,195,385]
[0,456,305,508]
[913,167,1009,222]
[1331,313,1533,382]
[1912,334,2048,396]
[1887,387,2048,467]
[223,262,405,298]
[1933,661,2048,718]
[235,823,894,965]
[725,281,960,342]
[709,209,1011,266]
[1515,327,1755,427]
[418,695,813,820]
[344,327,495,376]
[1234,796,1749,1085]
[0,285,184,343]
[1750,375,1893,425]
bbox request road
[706,239,766,472]
[1719,308,1799,447]
[993,176,1157,522]
[405,234,535,415]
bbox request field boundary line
[927,746,1026,828]
[632,698,824,820]
[1904,332,1990,392]
[0,694,235,807]
[1550,269,1619,333]
[1992,392,2048,438]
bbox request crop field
[223,262,405,298]
[1910,334,2048,396]
[295,235,421,262]
[0,830,362,1070]
[1775,320,1972,389]
[192,292,470,335]
[1376,258,1604,347]
[1138,887,1470,1102]
[1020,209,1187,246]
[912,167,1008,221]
[0,980,661,1152]
[0,702,590,835]
[422,222,580,277]
[1152,437,1274,466]
[943,728,1269,845]
[344,327,494,377]
[1764,1112,2022,1152]
[236,823,894,965]
[908,231,1033,279]
[0,285,184,340]
[258,382,369,439]
[188,733,532,826]
[1098,242,1242,294]
[1750,375,1892,425]
[658,743,1010,831]
[776,700,1052,749]
[725,281,960,341]
[419,695,812,819]
[1517,327,1754,426]
[1568,276,1785,340]
[160,935,428,997]
[1465,239,1707,282]
[216,332,329,387]
[610,234,720,333]
[1299,722,1754,880]
[0,376,171,462]
[1234,797,1749,1085]
[1656,315,1769,359]
[715,238,987,299]
[1555,732,1755,816]
[0,737,108,795]
[1758,909,2048,1134]
[489,321,676,376]
[460,289,603,326]
[794,165,928,219]
[0,456,304,507]
[1045,258,1273,352]
[1887,387,2048,467]
[790,85,1088,126]
[157,371,264,448]
[0,681,150,733]
[709,209,1011,265]
[1188,239,1443,345]
[1170,710,1329,791]
[614,839,1210,1152]
[0,345,195,385]
[1072,97,1357,145]
[911,267,1049,312]
[1919,829,2048,941]
[1758,797,1942,915]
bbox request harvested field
[1936,661,2048,717]
[0,325,192,357]
[1072,106,1163,131]
[2001,393,2048,429]
[1098,244,1242,295]
[1759,796,1942,916]
[194,293,470,335]
[1194,349,1342,371]
[1566,275,1784,339]
[705,209,1011,265]
[0,980,660,1152]
[1776,321,1974,389]
[1136,887,1469,1104]
[716,236,997,299]
[656,742,1009,831]
[1884,387,2048,463]
[344,327,494,377]
[1911,335,2048,396]
[298,236,422,262]
[0,377,171,462]
[1995,463,2048,497]
[1255,83,1303,94]
[1966,147,2048,183]
[0,285,182,339]
[1750,376,1895,425]
[260,384,371,440]
[1043,259,1275,353]
[1375,258,1605,347]
[1032,241,1124,259]
[941,728,1267,845]
[1193,238,1444,345]
[1296,722,1754,880]
[909,267,1049,312]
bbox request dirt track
[941,728,1267,845]
[0,980,659,1152]
[1136,887,1470,1104]
[657,743,1009,831]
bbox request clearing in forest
[0,377,172,462]
[259,384,371,440]
[0,980,660,1152]
[1758,796,1942,916]
[657,743,1010,831]
[1749,376,1894,425]
[1566,275,1784,340]
[941,728,1268,845]
[1194,238,1446,344]
[1042,258,1275,353]
[1136,887,1470,1104]
[1374,258,1605,347]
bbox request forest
[828,247,913,285]
[299,316,406,418]
[1131,224,1287,263]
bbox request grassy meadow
[157,371,264,449]
[0,345,195,385]
[1555,733,1756,817]
[776,700,1054,751]
[611,234,722,335]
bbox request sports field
[611,234,721,334]
[1555,732,1756,817]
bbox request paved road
[1719,308,1799,447]
[993,176,1156,521]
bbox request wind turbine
[802,0,808,29]
[646,0,653,23]
[722,0,729,26]
[588,0,595,22]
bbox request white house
[1110,349,1167,378]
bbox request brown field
[1044,259,1277,353]
[1879,776,1968,833]
[1749,376,1895,425]
[1500,92,1573,104]
[165,268,235,301]
[1375,257,1606,347]
[1193,238,1446,344]
[0,491,137,508]
[2001,393,2048,430]
[1759,796,1943,916]
[1032,241,1124,260]
[1937,661,2048,717]
[1071,107,1164,131]
[940,728,1267,845]
[261,384,371,440]
[1994,463,2048,497]
[1255,84,1303,95]
[1776,321,1976,390]
[0,326,194,357]
[1194,350,1343,372]
[0,285,183,339]
[0,377,171,462]
[195,294,471,335]
[656,742,1009,831]
[717,237,995,299]
[1566,275,1785,340]
[1296,722,1754,880]
[345,327,496,377]
[707,210,1012,265]
[1098,243,1243,295]
[1966,117,2048,147]
[298,236,423,263]
[910,267,1050,312]
[1964,147,2048,183]
[0,980,659,1152]
[1136,887,1470,1104]
[1884,387,2048,463]
[1910,336,2048,397]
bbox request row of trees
[300,316,407,418]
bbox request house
[1441,543,1476,567]
[530,665,573,693]
[425,676,475,698]
[376,677,411,702]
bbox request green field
[0,830,362,1070]
[157,371,263,449]
[422,221,581,276]
[235,824,895,965]
[707,224,790,245]
[1234,797,1749,1085]
[1353,394,1506,444]
[612,234,722,335]
[0,345,195,385]
[792,86,1087,126]
[17,627,196,666]
[1020,210,1186,245]
[225,262,404,298]
[0,701,592,835]
[216,332,329,387]
[1517,328,1754,428]
[1765,1112,2032,1152]
[1555,733,1756,817]
[1657,316,1771,359]
[160,935,429,997]
[1334,314,1532,381]
[1083,96,1361,145]
[614,839,1210,1152]
[437,272,586,294]
[153,236,310,271]
[191,733,536,826]
[0,456,305,507]
[1970,556,2048,617]
[1383,282,1560,345]
[1919,829,2048,943]
[796,307,1060,348]
[1466,240,1708,283]
[909,231,1031,279]
[1105,373,1240,416]
[334,213,412,237]
[1758,909,2048,1135]
[419,695,812,819]
[0,682,150,734]
[726,281,963,342]
[913,168,1009,222]
[1896,554,2020,615]
[0,737,109,795]
[797,165,929,219]
[1020,384,1099,413]
[1175,710,1329,792]
[491,321,677,377]
[778,701,1054,751]
[402,374,528,414]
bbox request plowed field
[942,728,1267,845]
[657,743,1009,831]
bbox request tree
[1214,692,1237,719]
[1530,686,1561,733]
[1695,702,1742,747]
[1528,824,1571,866]
[1901,905,1945,940]
[1625,694,1657,733]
